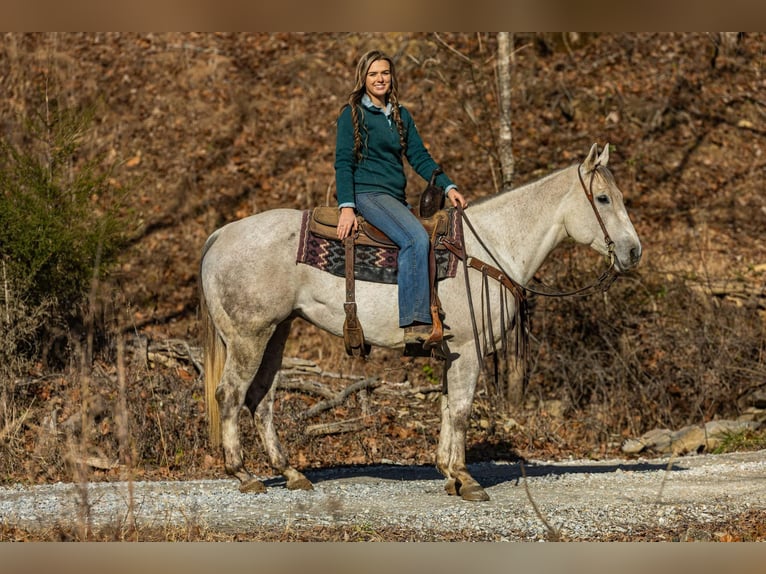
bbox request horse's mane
[468,163,574,208]
[467,161,615,209]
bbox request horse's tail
[200,232,224,448]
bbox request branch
[278,379,336,400]
[520,462,561,541]
[146,338,203,373]
[300,377,381,420]
[691,279,766,308]
[280,356,366,381]
[305,417,368,436]
[433,33,473,65]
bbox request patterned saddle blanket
[295,207,461,285]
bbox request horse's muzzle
[615,244,642,272]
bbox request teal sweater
[334,100,456,207]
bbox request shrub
[0,100,127,364]
[525,251,766,443]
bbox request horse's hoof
[286,476,314,491]
[444,479,458,496]
[239,477,267,494]
[459,484,490,502]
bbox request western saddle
[307,205,451,357]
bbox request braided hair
[343,50,407,164]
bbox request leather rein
[439,161,621,375]
[444,161,619,300]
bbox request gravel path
[2,450,765,540]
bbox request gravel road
[2,450,765,540]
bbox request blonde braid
[349,103,365,164]
[388,93,407,158]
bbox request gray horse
[200,143,642,501]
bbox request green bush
[0,101,126,361]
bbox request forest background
[0,32,764,510]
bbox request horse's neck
[464,166,574,285]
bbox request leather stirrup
[342,235,370,357]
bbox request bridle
[524,162,619,297]
[438,160,622,377]
[447,161,619,300]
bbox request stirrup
[403,339,450,359]
[423,330,453,349]
[403,323,452,350]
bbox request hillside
[1,32,764,489]
[4,33,763,332]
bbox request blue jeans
[355,192,432,327]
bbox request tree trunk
[496,32,514,189]
[495,32,525,407]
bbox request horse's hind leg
[253,381,313,491]
[216,331,272,494]
[246,320,313,491]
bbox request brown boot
[403,324,432,345]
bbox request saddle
[309,206,449,249]
[307,206,451,357]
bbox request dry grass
[3,510,766,542]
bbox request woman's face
[364,59,391,107]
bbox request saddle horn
[418,168,444,218]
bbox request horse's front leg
[436,345,489,502]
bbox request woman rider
[334,49,467,346]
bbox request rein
[439,161,621,379]
[455,162,619,300]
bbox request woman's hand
[447,188,468,209]
[336,207,358,239]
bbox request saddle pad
[296,209,460,285]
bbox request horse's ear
[583,143,599,172]
[598,143,610,167]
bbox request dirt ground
[1,449,765,541]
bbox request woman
[334,49,467,345]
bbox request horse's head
[566,143,642,273]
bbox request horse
[199,143,642,501]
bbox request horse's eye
[596,195,610,205]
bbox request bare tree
[494,32,526,405]
[496,32,514,189]
[430,33,526,407]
